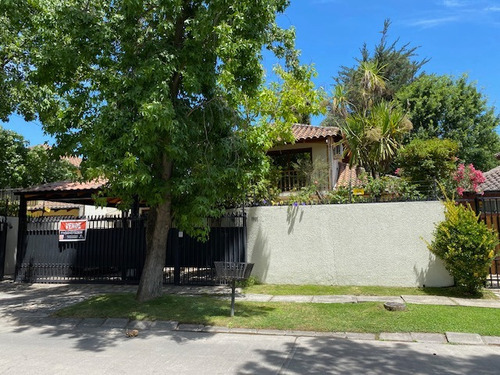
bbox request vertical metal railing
[16,215,147,284]
[475,197,500,288]
[16,212,246,285]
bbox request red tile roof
[18,179,107,193]
[481,166,500,191]
[292,124,340,141]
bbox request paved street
[1,282,500,374]
[1,323,500,375]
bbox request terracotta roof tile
[17,179,107,194]
[481,166,500,191]
[63,156,82,168]
[292,124,340,141]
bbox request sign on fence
[59,219,88,242]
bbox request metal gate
[475,197,500,288]
[16,215,147,284]
[0,217,8,280]
[16,212,246,285]
[164,214,247,285]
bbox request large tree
[323,20,427,126]
[397,74,500,171]
[2,1,322,301]
[395,138,459,195]
[0,126,76,188]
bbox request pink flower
[394,168,402,176]
[453,163,485,195]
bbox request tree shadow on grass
[4,294,276,352]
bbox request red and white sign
[59,220,88,242]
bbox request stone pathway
[1,281,500,347]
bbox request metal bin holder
[214,262,254,317]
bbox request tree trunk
[136,158,172,302]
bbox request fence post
[348,179,352,203]
[15,195,27,281]
[173,229,181,285]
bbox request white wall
[81,205,121,217]
[246,201,453,287]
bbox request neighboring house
[481,165,500,198]
[15,179,122,218]
[267,124,358,192]
[17,126,360,212]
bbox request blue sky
[3,0,500,145]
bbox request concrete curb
[5,315,500,347]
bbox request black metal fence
[0,216,8,280]
[165,214,246,285]
[474,197,500,288]
[16,215,147,284]
[16,213,246,285]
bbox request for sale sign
[59,219,88,242]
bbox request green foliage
[342,101,412,177]
[244,65,325,146]
[323,19,427,126]
[292,158,329,190]
[0,199,18,216]
[1,0,324,237]
[236,275,260,288]
[54,293,500,336]
[0,126,76,189]
[2,1,326,299]
[397,74,500,171]
[324,187,351,204]
[0,126,27,188]
[24,145,77,186]
[357,174,422,201]
[396,138,459,195]
[428,199,499,294]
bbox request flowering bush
[453,164,485,196]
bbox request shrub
[236,276,260,288]
[395,138,458,195]
[428,198,499,294]
[359,174,423,201]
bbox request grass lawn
[241,284,498,299]
[53,293,500,336]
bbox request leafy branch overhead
[1,0,323,301]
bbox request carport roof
[14,179,120,206]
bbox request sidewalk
[1,281,500,347]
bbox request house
[480,165,500,197]
[267,124,358,192]
[15,179,122,218]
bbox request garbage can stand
[214,262,254,317]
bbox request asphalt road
[1,324,499,375]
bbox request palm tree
[357,60,387,113]
[342,102,412,178]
